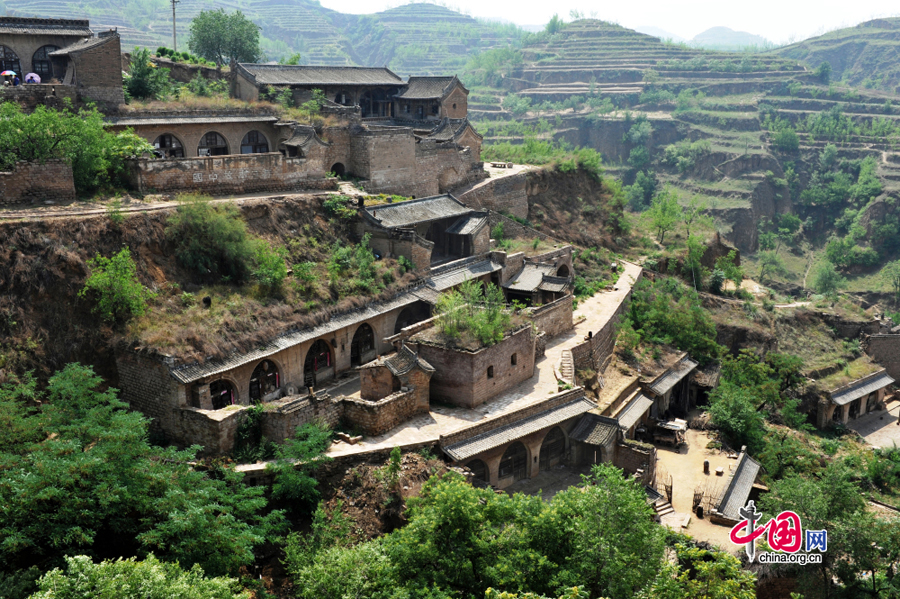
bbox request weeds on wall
[435,280,513,347]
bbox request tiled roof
[364,194,471,229]
[427,259,502,292]
[649,357,699,395]
[830,369,895,406]
[616,393,654,431]
[385,344,435,376]
[106,115,278,127]
[0,17,91,37]
[395,76,458,99]
[504,263,556,292]
[538,275,571,294]
[169,291,422,385]
[443,397,596,461]
[716,451,762,521]
[237,64,403,86]
[50,35,112,55]
[569,413,620,446]
[445,213,487,235]
[421,118,480,142]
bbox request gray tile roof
[504,263,555,292]
[237,64,403,86]
[538,275,571,294]
[443,397,596,461]
[50,35,113,55]
[445,213,487,235]
[0,17,91,37]
[395,76,458,99]
[364,194,471,229]
[616,393,654,431]
[569,412,620,446]
[716,451,762,521]
[107,115,278,127]
[830,369,895,406]
[385,344,435,376]
[649,357,699,396]
[427,259,502,292]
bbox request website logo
[729,500,827,564]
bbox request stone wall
[71,33,124,107]
[176,406,246,455]
[0,160,76,204]
[116,352,190,442]
[342,388,423,436]
[151,57,224,84]
[614,439,657,486]
[458,172,528,219]
[528,295,574,338]
[260,395,344,444]
[865,335,900,380]
[125,153,337,195]
[413,325,535,408]
[0,84,78,110]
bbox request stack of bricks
[0,160,76,205]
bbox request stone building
[710,449,763,526]
[817,369,895,428]
[0,17,123,107]
[393,76,468,121]
[643,354,699,419]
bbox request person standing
[12,75,20,86]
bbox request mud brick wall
[260,395,343,443]
[126,153,337,195]
[614,439,657,485]
[0,160,76,204]
[176,406,246,455]
[73,34,124,107]
[529,295,574,338]
[342,388,424,436]
[866,335,900,380]
[458,172,528,219]
[413,325,535,408]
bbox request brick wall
[0,160,76,205]
[459,172,529,219]
[72,34,124,107]
[0,84,78,110]
[571,269,642,373]
[529,295,574,338]
[176,406,246,455]
[115,353,189,440]
[342,388,424,436]
[443,87,468,119]
[866,335,900,380]
[413,325,535,408]
[614,439,657,485]
[125,153,337,195]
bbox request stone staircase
[558,349,575,386]
[654,498,675,518]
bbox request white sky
[318,0,900,45]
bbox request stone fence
[342,389,422,436]
[457,171,528,219]
[0,160,76,205]
[0,84,78,110]
[528,294,574,338]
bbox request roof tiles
[364,194,471,229]
[0,17,91,37]
[649,357,699,395]
[830,369,895,406]
[238,64,403,86]
[716,451,762,521]
[616,393,653,431]
[395,76,457,99]
[569,412,620,446]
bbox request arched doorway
[240,130,269,154]
[393,302,431,334]
[466,459,488,483]
[499,442,528,482]
[350,323,376,367]
[0,45,21,75]
[249,360,280,403]
[198,131,229,156]
[556,264,570,278]
[152,133,184,158]
[31,45,59,79]
[539,427,566,471]
[304,339,333,388]
[209,379,235,410]
[330,162,345,177]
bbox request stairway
[654,499,675,518]
[558,349,575,386]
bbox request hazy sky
[318,0,900,44]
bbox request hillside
[774,17,900,93]
[691,26,771,51]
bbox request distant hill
[774,18,900,93]
[633,25,685,43]
[690,26,771,50]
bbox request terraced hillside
[774,18,900,94]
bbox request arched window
[487,366,494,379]
[209,379,235,410]
[466,459,488,483]
[249,360,280,403]
[152,133,184,158]
[240,130,269,154]
[0,45,21,76]
[304,339,333,387]
[556,264,570,278]
[511,353,517,366]
[499,442,527,481]
[350,323,375,367]
[31,45,59,79]
[539,427,566,470]
[198,132,228,156]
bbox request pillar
[841,404,850,424]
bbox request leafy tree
[266,422,333,517]
[249,240,288,293]
[758,250,787,282]
[815,61,832,84]
[772,128,800,152]
[79,247,155,322]
[280,52,301,65]
[545,14,564,34]
[29,554,247,599]
[708,384,765,451]
[642,542,755,599]
[812,260,845,296]
[626,170,657,211]
[188,9,261,67]
[683,234,706,290]
[125,47,173,100]
[682,195,708,238]
[647,187,683,244]
[882,260,900,300]
[714,250,744,289]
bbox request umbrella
[24,73,40,83]
[0,70,16,76]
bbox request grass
[817,356,883,390]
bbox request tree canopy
[188,9,262,67]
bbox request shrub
[323,194,356,219]
[435,280,512,347]
[772,128,800,152]
[125,47,174,100]
[250,240,288,293]
[79,247,155,322]
[813,261,845,296]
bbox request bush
[772,128,800,152]
[250,240,288,293]
[435,280,512,347]
[79,247,155,322]
[126,47,174,100]
[323,194,356,218]
[812,261,845,296]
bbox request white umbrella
[24,73,40,83]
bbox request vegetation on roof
[420,280,523,351]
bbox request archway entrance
[539,427,566,471]
[249,360,280,403]
[304,339,333,388]
[0,45,21,76]
[351,323,376,367]
[556,264,570,278]
[499,442,528,482]
[393,302,431,334]
[330,162,345,177]
[32,45,59,79]
[209,379,235,410]
[466,459,488,483]
[152,133,184,158]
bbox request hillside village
[4,9,900,599]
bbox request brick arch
[498,441,529,482]
[465,458,489,483]
[0,45,21,75]
[538,426,567,471]
[197,131,229,156]
[304,339,334,388]
[152,133,185,159]
[240,130,270,154]
[31,44,59,79]
[249,358,282,403]
[209,378,238,409]
[350,322,376,367]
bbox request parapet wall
[342,389,424,436]
[0,160,76,205]
[865,335,900,381]
[529,294,574,338]
[0,84,79,110]
[125,153,338,195]
[458,171,528,219]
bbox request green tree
[188,9,261,67]
[714,250,744,289]
[683,234,706,290]
[812,260,845,296]
[708,384,765,452]
[249,240,288,293]
[545,14,564,34]
[125,47,173,100]
[79,247,155,322]
[883,260,900,300]
[29,554,247,599]
[682,195,709,238]
[815,61,832,84]
[758,250,786,282]
[647,188,683,244]
[280,52,301,65]
[267,422,333,517]
[642,542,755,599]
[772,128,800,152]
